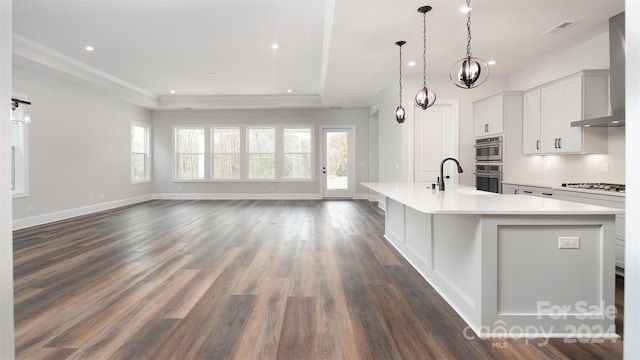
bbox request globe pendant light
[450,0,489,89]
[415,5,436,110]
[395,40,407,124]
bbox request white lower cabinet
[554,190,625,274]
[502,183,554,197]
[503,184,625,275]
[501,184,519,194]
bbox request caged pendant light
[395,40,407,124]
[450,0,489,89]
[414,5,436,110]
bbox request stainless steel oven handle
[474,172,502,178]
[473,142,502,148]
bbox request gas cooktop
[561,183,625,193]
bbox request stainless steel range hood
[571,11,625,127]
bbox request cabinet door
[522,89,541,154]
[557,76,583,153]
[474,95,503,137]
[540,83,563,153]
[501,184,519,194]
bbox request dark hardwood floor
[13,200,624,359]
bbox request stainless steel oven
[475,164,502,193]
[475,136,502,162]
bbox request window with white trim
[211,127,241,179]
[283,127,312,179]
[130,122,151,183]
[175,127,205,180]
[173,125,313,182]
[247,127,275,179]
[10,95,30,197]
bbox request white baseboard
[152,193,323,200]
[12,194,153,230]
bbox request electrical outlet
[558,236,580,249]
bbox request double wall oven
[474,136,503,193]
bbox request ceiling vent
[543,21,575,35]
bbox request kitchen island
[363,182,623,339]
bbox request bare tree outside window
[212,128,240,179]
[176,128,205,179]
[248,128,275,179]
[284,128,311,179]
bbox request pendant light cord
[399,44,403,104]
[422,11,427,87]
[466,0,472,58]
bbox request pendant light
[450,0,489,89]
[415,5,436,110]
[395,40,407,124]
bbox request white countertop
[502,180,625,198]
[363,182,623,215]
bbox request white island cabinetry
[364,182,620,339]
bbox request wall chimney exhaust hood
[571,11,625,128]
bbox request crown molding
[13,33,159,108]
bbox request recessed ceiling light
[85,45,95,52]
[487,60,497,65]
[459,5,471,13]
[271,43,279,49]
[208,72,217,76]
[408,61,416,67]
[287,89,292,93]
[170,90,176,94]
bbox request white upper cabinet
[522,89,541,154]
[523,70,609,155]
[473,94,504,137]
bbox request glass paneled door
[321,127,354,198]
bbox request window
[212,128,240,179]
[173,125,313,182]
[247,127,275,179]
[175,127,205,180]
[11,96,30,197]
[284,128,311,179]
[130,122,150,183]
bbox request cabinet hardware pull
[536,140,540,150]
[523,190,533,194]
[554,138,559,149]
[557,138,562,149]
[484,124,489,132]
[542,193,553,196]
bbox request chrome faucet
[439,157,464,191]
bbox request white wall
[507,31,626,185]
[0,1,15,358]
[375,73,510,187]
[151,108,370,199]
[11,67,153,229]
[624,1,639,358]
